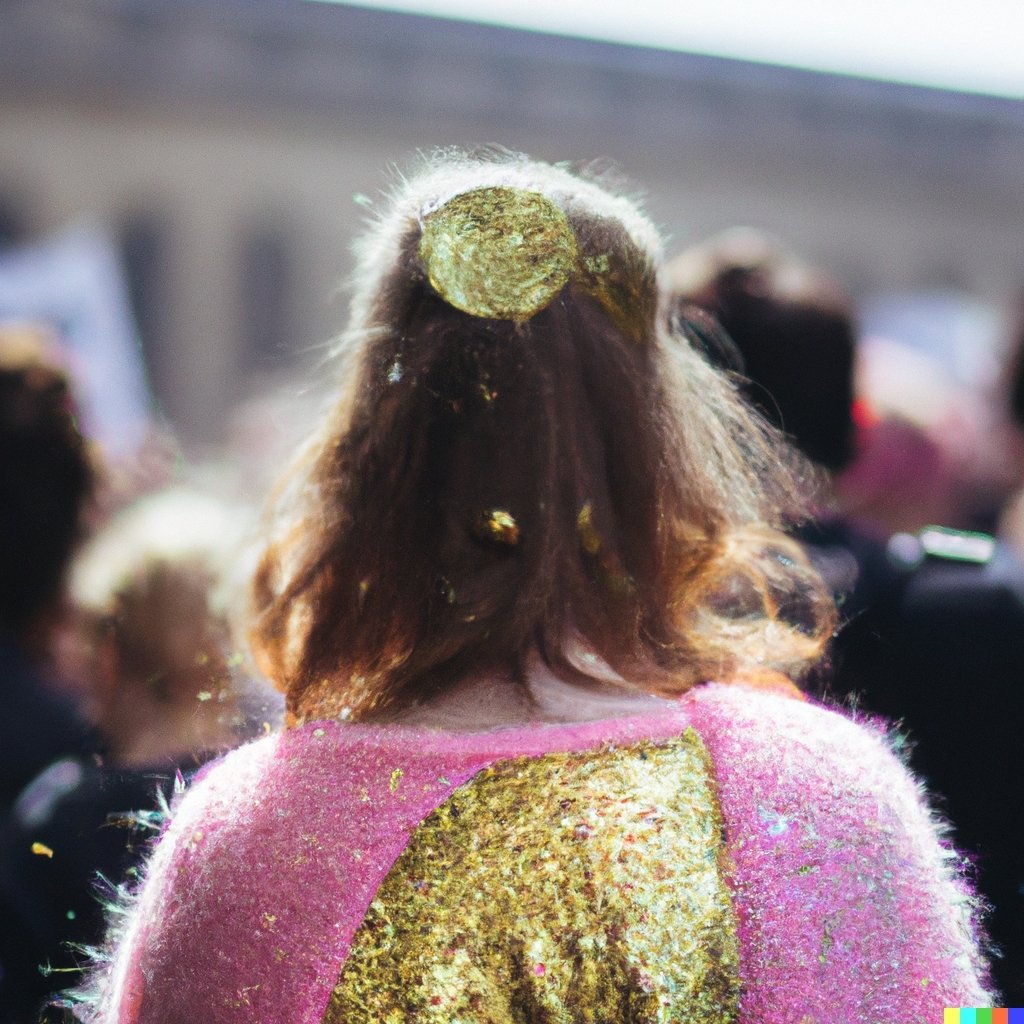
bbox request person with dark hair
[0,326,97,809]
[669,228,856,473]
[670,230,1024,1003]
[0,324,99,1024]
[667,231,891,618]
[77,153,989,1023]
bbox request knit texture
[90,684,990,1023]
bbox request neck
[383,652,677,731]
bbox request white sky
[314,0,1024,99]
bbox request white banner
[0,222,152,457]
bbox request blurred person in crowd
[667,230,875,613]
[997,292,1024,554]
[72,151,990,1023]
[844,330,1024,536]
[0,323,98,1024]
[1,487,279,1023]
[669,230,1024,1001]
[0,323,98,813]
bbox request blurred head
[669,229,857,473]
[70,487,255,761]
[249,151,834,724]
[1008,294,1024,432]
[0,324,95,647]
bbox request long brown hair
[249,151,834,724]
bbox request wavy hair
[248,150,834,724]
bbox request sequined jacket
[89,683,991,1023]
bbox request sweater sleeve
[687,683,993,1022]
[80,738,280,1024]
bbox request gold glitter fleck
[577,501,602,556]
[327,731,740,1023]
[389,768,405,793]
[419,187,578,321]
[31,842,54,859]
[473,509,521,547]
[579,240,656,346]
[197,691,213,702]
[575,500,635,595]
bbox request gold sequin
[579,243,657,346]
[577,500,602,555]
[326,731,740,1023]
[474,509,521,547]
[419,187,578,321]
[577,500,635,595]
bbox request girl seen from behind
[78,150,991,1023]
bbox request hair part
[248,152,835,724]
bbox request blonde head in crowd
[247,149,835,725]
[71,487,257,764]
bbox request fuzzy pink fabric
[99,711,691,1024]
[96,686,990,1023]
[687,684,991,1021]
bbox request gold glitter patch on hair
[325,730,741,1023]
[576,500,602,556]
[473,509,521,547]
[419,187,578,320]
[579,245,657,345]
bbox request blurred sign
[0,223,151,457]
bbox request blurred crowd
[1,220,1023,1019]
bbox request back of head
[0,325,95,645]
[71,487,255,761]
[72,488,239,693]
[669,230,857,472]
[249,151,834,724]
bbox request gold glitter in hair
[576,500,602,556]
[326,731,741,1023]
[473,509,521,547]
[419,187,578,321]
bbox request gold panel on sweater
[326,729,740,1023]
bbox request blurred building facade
[2,0,1023,442]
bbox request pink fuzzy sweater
[89,683,990,1023]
